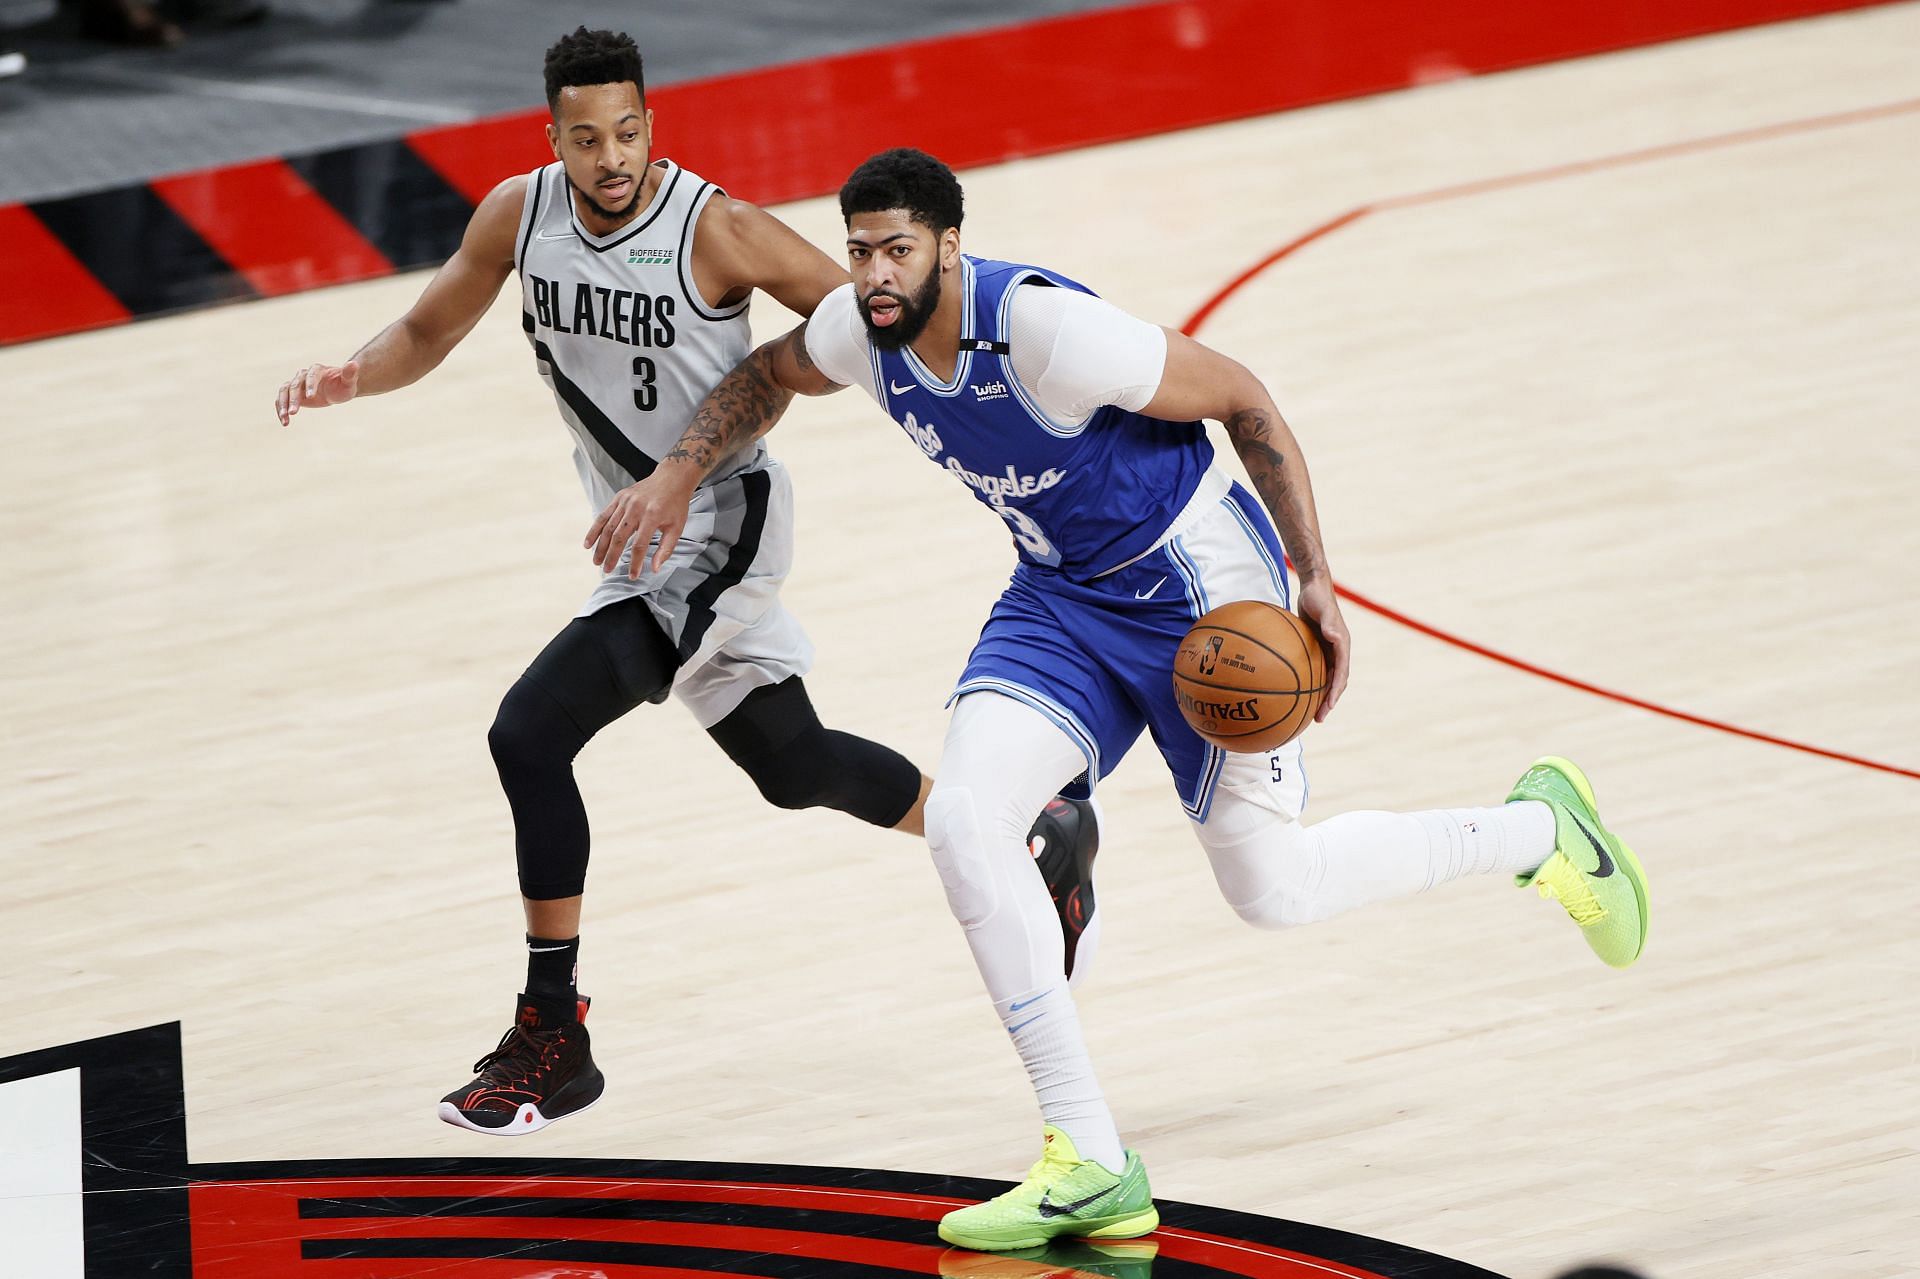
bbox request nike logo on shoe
[1569,813,1615,877]
[1134,576,1169,600]
[889,380,916,395]
[1037,1184,1117,1218]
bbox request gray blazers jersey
[512,158,811,716]
[515,159,766,594]
[514,156,783,614]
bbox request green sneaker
[1510,756,1649,968]
[937,1126,1158,1252]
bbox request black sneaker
[437,993,605,1135]
[1026,796,1102,985]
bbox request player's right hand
[275,360,361,425]
[585,466,701,579]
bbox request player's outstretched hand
[586,468,700,579]
[275,361,361,425]
[1296,574,1350,720]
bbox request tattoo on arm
[789,323,817,376]
[663,342,792,474]
[1224,407,1325,577]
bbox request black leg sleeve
[491,598,679,899]
[707,676,923,829]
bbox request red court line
[1155,1225,1391,1279]
[150,160,393,297]
[0,204,132,343]
[193,1173,962,1216]
[1180,100,1920,782]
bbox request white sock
[997,982,1125,1174]
[1199,795,1560,929]
[1415,800,1557,880]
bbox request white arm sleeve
[1006,285,1168,428]
[802,283,878,398]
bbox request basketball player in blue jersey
[607,147,1652,1250]
[270,36,1101,1138]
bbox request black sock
[525,934,580,1003]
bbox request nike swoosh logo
[889,380,915,395]
[1569,813,1615,878]
[1037,1184,1118,1218]
[533,229,574,241]
[1009,992,1050,1012]
[1134,576,1169,600]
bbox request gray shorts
[581,458,813,728]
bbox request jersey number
[632,357,657,412]
[996,505,1062,567]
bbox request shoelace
[1535,861,1605,926]
[470,1024,564,1084]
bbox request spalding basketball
[1173,600,1327,752]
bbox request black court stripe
[288,138,470,271]
[677,468,771,662]
[303,1237,923,1278]
[527,326,658,484]
[30,187,254,318]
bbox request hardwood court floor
[3,6,1916,1277]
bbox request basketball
[1173,600,1327,752]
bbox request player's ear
[940,227,961,271]
[545,121,560,160]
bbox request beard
[860,266,942,350]
[570,172,639,224]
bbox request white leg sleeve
[925,691,1125,1171]
[1195,750,1556,929]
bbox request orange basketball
[1173,600,1327,752]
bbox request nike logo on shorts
[1135,576,1169,600]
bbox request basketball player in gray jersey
[273,28,1100,1135]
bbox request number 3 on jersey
[632,357,657,411]
[996,504,1062,566]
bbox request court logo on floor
[0,1024,1508,1277]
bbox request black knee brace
[708,677,921,828]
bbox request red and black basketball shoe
[437,993,605,1135]
[1028,796,1103,986]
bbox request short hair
[543,27,645,109]
[839,148,964,233]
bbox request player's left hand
[1295,574,1350,720]
[585,469,699,579]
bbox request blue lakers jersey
[872,256,1214,578]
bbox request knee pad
[924,786,998,927]
[1195,789,1312,930]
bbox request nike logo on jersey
[1037,1184,1118,1218]
[1135,576,1169,600]
[889,380,916,395]
[533,229,574,242]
